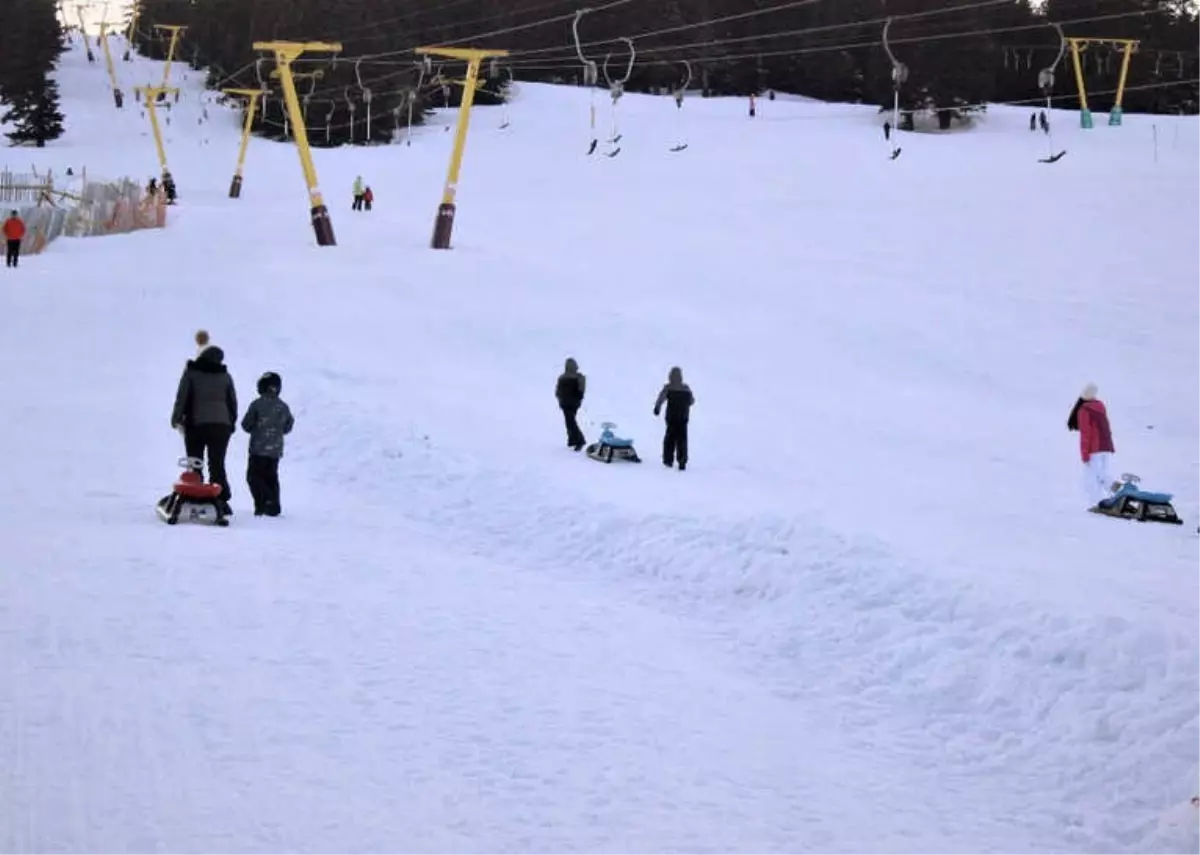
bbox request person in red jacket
[1067,382,1116,507]
[3,210,26,268]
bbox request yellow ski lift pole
[75,5,95,62]
[98,20,124,108]
[124,3,140,60]
[134,85,180,177]
[414,46,509,249]
[223,88,267,198]
[253,40,344,246]
[153,25,187,91]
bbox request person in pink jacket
[1067,382,1116,507]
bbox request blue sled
[1091,475,1183,525]
[585,422,642,464]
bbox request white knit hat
[1081,383,1098,401]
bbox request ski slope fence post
[252,40,344,247]
[414,45,509,250]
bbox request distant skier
[171,340,238,513]
[883,121,891,141]
[161,169,177,204]
[1030,112,1037,131]
[352,175,365,211]
[1038,111,1050,134]
[555,357,587,451]
[363,186,374,212]
[1067,382,1115,507]
[3,210,25,268]
[241,371,294,517]
[653,366,694,470]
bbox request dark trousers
[246,454,281,514]
[663,419,688,467]
[184,423,233,500]
[561,405,585,448]
[352,195,364,210]
[5,239,19,267]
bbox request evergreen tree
[0,0,67,146]
[3,73,66,147]
[119,0,1198,146]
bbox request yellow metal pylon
[134,85,180,176]
[1066,37,1140,128]
[222,87,268,198]
[253,40,344,246]
[414,46,509,249]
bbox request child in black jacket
[653,366,695,470]
[241,371,295,516]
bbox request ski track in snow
[1,33,1198,854]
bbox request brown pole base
[431,202,456,249]
[311,204,336,247]
[229,174,243,199]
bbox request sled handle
[178,455,204,470]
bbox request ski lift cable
[601,36,636,154]
[254,75,1199,139]
[197,4,1162,104]
[496,8,1161,74]
[573,8,601,153]
[882,18,907,160]
[495,0,1141,69]
[670,59,692,153]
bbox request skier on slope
[1067,382,1115,508]
[172,336,238,513]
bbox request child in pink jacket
[1067,382,1115,507]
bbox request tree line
[1,0,1196,148]
[0,0,66,147]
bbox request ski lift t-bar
[573,9,598,86]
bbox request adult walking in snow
[352,175,366,211]
[172,336,238,512]
[1067,382,1115,507]
[555,357,587,451]
[3,210,26,268]
[653,366,695,470]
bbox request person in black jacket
[653,366,695,470]
[555,357,587,451]
[172,342,238,509]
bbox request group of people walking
[168,331,1126,514]
[171,330,295,516]
[555,358,696,470]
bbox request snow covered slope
[1,32,1197,854]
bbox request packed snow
[1,32,1197,854]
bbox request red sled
[155,456,229,526]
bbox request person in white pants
[1067,382,1116,508]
